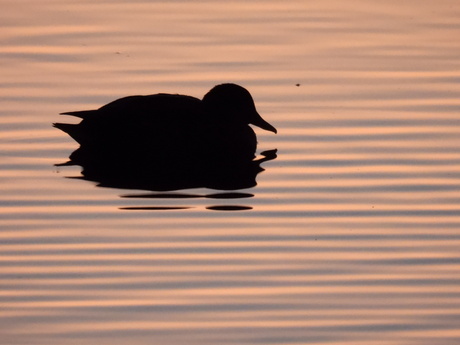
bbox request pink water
[1,1,460,344]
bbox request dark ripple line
[2,257,460,268]
[274,132,460,142]
[2,279,460,293]
[264,184,460,193]
[3,302,459,316]
[1,244,456,256]
[2,233,460,246]
[278,119,460,128]
[279,158,460,167]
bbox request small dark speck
[295,83,301,87]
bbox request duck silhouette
[54,83,277,192]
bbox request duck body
[54,84,276,191]
[59,94,202,145]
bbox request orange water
[1,1,460,344]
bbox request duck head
[202,84,277,133]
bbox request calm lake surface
[1,0,460,344]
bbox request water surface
[1,1,460,344]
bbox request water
[1,0,460,344]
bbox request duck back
[57,94,203,146]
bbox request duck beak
[251,112,277,133]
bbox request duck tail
[60,110,97,119]
[53,123,82,144]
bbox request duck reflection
[59,147,277,192]
[55,84,277,210]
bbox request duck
[54,84,277,191]
[54,83,276,158]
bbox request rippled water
[1,0,460,344]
